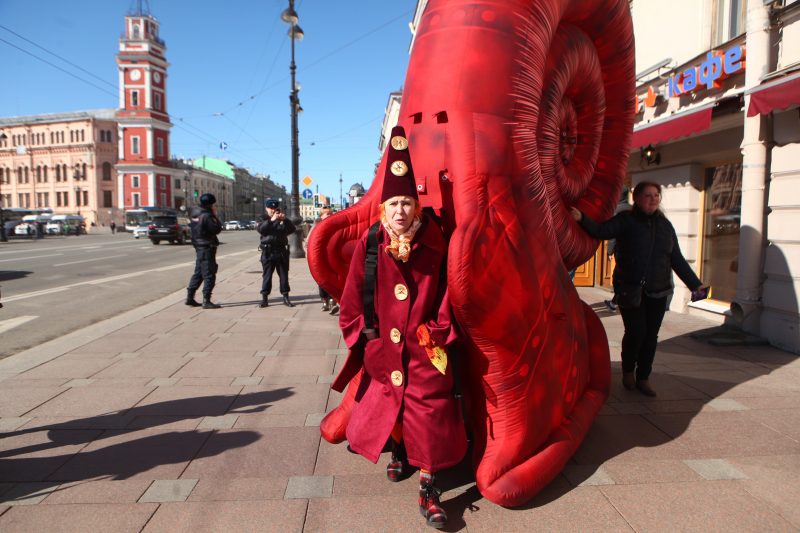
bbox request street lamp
[0,132,7,241]
[282,0,305,258]
[252,195,257,221]
[73,167,82,217]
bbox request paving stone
[0,417,32,432]
[146,377,179,387]
[187,477,288,501]
[255,350,278,357]
[116,352,141,359]
[0,483,60,505]
[62,379,95,388]
[683,459,748,480]
[94,358,187,379]
[185,351,210,358]
[284,475,333,499]
[178,377,235,387]
[317,374,334,384]
[271,331,292,337]
[562,465,616,486]
[42,480,151,504]
[197,414,239,430]
[139,479,198,503]
[304,413,325,427]
[231,376,262,386]
[0,502,158,532]
[707,398,749,411]
[324,348,348,356]
[0,387,65,417]
[25,386,153,418]
[142,500,306,533]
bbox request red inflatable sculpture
[309,0,635,507]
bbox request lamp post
[282,0,305,258]
[73,168,82,217]
[0,133,6,241]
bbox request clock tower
[115,2,174,211]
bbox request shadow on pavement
[0,388,294,499]
[0,271,34,282]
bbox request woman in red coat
[332,126,467,529]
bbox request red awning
[631,106,713,148]
[747,71,800,117]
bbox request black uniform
[187,206,223,300]
[258,215,296,297]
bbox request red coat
[332,216,467,471]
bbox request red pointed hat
[380,126,419,203]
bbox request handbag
[615,221,655,309]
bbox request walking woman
[570,182,708,397]
[331,126,466,529]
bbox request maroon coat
[332,216,467,471]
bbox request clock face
[130,69,141,81]
[153,72,161,83]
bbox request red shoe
[419,481,447,529]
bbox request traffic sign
[302,188,313,199]
[302,176,313,187]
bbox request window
[75,190,81,207]
[103,162,112,181]
[175,178,181,188]
[43,166,48,182]
[714,0,745,45]
[133,24,141,39]
[154,92,162,110]
[132,192,141,208]
[159,176,166,189]
[24,167,29,183]
[131,91,139,107]
[82,163,87,179]
[103,190,113,208]
[70,130,74,143]
[55,165,61,181]
[131,136,140,155]
[132,175,140,188]
[701,163,742,303]
[160,192,167,206]
[156,138,164,156]
[36,166,42,182]
[82,190,89,206]
[62,164,68,179]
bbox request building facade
[629,0,800,352]
[0,110,120,227]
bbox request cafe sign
[667,44,746,98]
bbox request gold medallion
[390,160,408,176]
[394,284,408,301]
[389,328,402,344]
[390,135,408,151]
[391,370,404,387]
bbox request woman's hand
[569,207,583,222]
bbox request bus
[124,207,178,232]
[1,207,52,235]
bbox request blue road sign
[302,188,313,199]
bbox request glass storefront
[701,163,742,302]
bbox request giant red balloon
[310,0,635,507]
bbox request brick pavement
[0,256,798,532]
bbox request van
[46,214,85,235]
[14,214,52,236]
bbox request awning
[631,106,713,148]
[747,70,800,117]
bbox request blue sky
[0,0,417,203]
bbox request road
[0,230,262,358]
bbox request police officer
[186,193,223,309]
[257,200,296,308]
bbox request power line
[0,24,117,90]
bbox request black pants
[261,251,290,295]
[319,286,331,301]
[187,246,218,298]
[619,294,668,380]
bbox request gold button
[390,135,408,151]
[389,328,402,343]
[390,160,408,176]
[394,284,408,301]
[391,370,404,387]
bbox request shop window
[701,163,742,303]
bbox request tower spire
[128,0,151,16]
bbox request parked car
[148,215,191,245]
[224,220,242,231]
[46,214,85,235]
[132,223,151,239]
[247,220,258,230]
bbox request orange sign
[302,176,313,187]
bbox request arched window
[132,24,141,39]
[55,165,61,181]
[102,162,112,181]
[82,163,87,179]
[36,166,42,182]
[62,164,68,179]
[43,166,48,182]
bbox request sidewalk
[0,257,798,532]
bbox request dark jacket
[579,206,702,296]
[189,206,222,247]
[257,215,296,254]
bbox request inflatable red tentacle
[312,0,634,507]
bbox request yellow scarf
[381,216,422,263]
